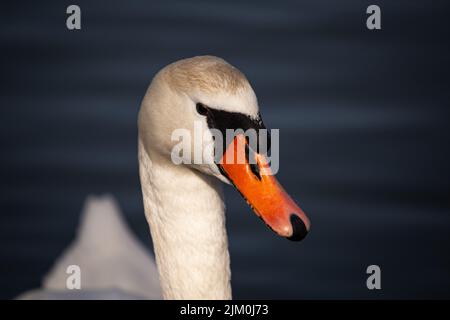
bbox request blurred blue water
[0,0,449,299]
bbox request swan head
[139,56,310,241]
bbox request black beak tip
[287,214,309,242]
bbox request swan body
[18,195,162,299]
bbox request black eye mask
[195,103,271,155]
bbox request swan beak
[218,134,310,241]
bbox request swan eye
[196,103,208,116]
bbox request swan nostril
[287,214,308,241]
[249,163,261,180]
[245,142,261,180]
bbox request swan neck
[138,139,231,299]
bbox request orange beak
[219,134,311,241]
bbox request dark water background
[1,0,450,299]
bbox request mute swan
[18,56,310,300]
[138,56,310,299]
